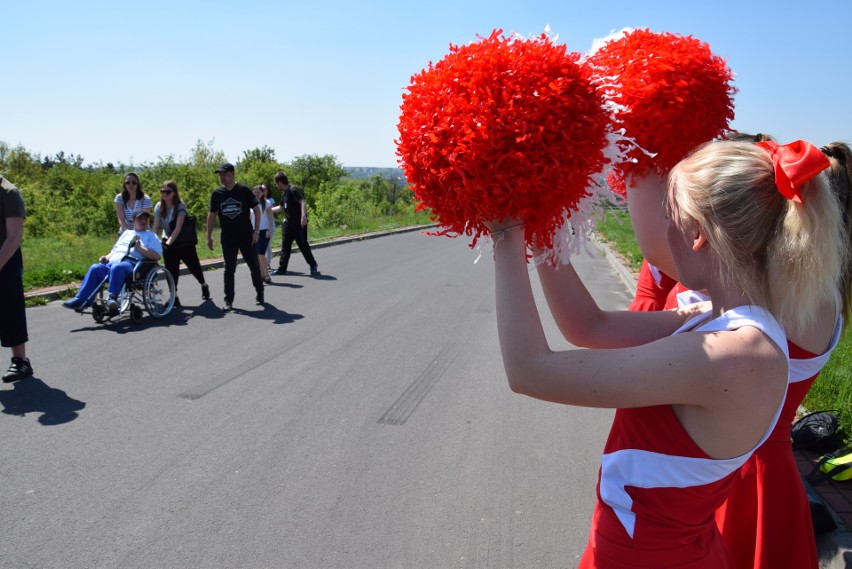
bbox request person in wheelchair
[62,210,162,314]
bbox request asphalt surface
[1,231,632,569]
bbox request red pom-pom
[396,30,610,250]
[586,29,736,195]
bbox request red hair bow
[756,139,831,203]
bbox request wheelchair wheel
[92,302,106,323]
[143,266,175,318]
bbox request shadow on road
[0,377,86,425]
[287,270,337,282]
[227,303,304,324]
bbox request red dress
[628,260,677,312]
[579,307,788,568]
[664,290,842,569]
[714,322,841,569]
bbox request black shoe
[173,296,181,308]
[310,265,319,275]
[3,357,33,383]
[223,300,233,312]
[256,293,265,305]
[106,298,119,315]
[273,269,286,276]
[201,283,210,300]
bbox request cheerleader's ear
[692,224,709,253]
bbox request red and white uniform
[579,306,788,568]
[628,260,677,312]
[668,290,841,569]
[715,318,841,569]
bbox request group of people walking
[61,163,319,313]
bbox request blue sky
[4,0,850,168]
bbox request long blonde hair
[668,140,849,333]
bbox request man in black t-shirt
[271,171,318,276]
[206,163,265,311]
[0,176,33,382]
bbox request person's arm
[251,205,261,244]
[167,211,186,247]
[0,217,23,272]
[491,222,785,413]
[536,259,702,348]
[270,204,282,215]
[265,207,274,237]
[134,234,162,261]
[152,212,162,236]
[300,198,308,228]
[206,212,216,251]
[115,202,129,233]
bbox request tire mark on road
[378,341,459,426]
[178,336,313,400]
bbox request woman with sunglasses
[152,180,210,306]
[114,172,152,235]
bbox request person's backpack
[791,411,841,453]
[820,449,852,481]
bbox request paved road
[1,231,632,569]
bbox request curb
[591,234,637,295]
[26,224,437,303]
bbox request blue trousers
[76,260,135,302]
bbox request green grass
[594,207,643,273]
[593,205,852,440]
[22,211,434,292]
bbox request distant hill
[344,167,406,182]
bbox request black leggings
[0,249,27,347]
[163,244,206,291]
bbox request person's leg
[107,260,135,298]
[255,233,270,279]
[177,245,209,299]
[294,225,317,271]
[163,246,181,292]
[222,242,238,304]
[276,224,295,273]
[76,263,110,301]
[179,246,206,285]
[0,250,31,382]
[265,231,273,266]
[239,241,264,300]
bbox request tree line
[0,139,420,238]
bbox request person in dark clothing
[205,163,265,311]
[271,171,318,276]
[0,176,32,383]
[152,180,210,307]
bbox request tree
[237,146,286,194]
[240,146,277,165]
[286,154,347,204]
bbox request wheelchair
[85,258,176,323]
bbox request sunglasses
[125,180,138,185]
[160,189,173,195]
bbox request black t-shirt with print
[209,183,259,245]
